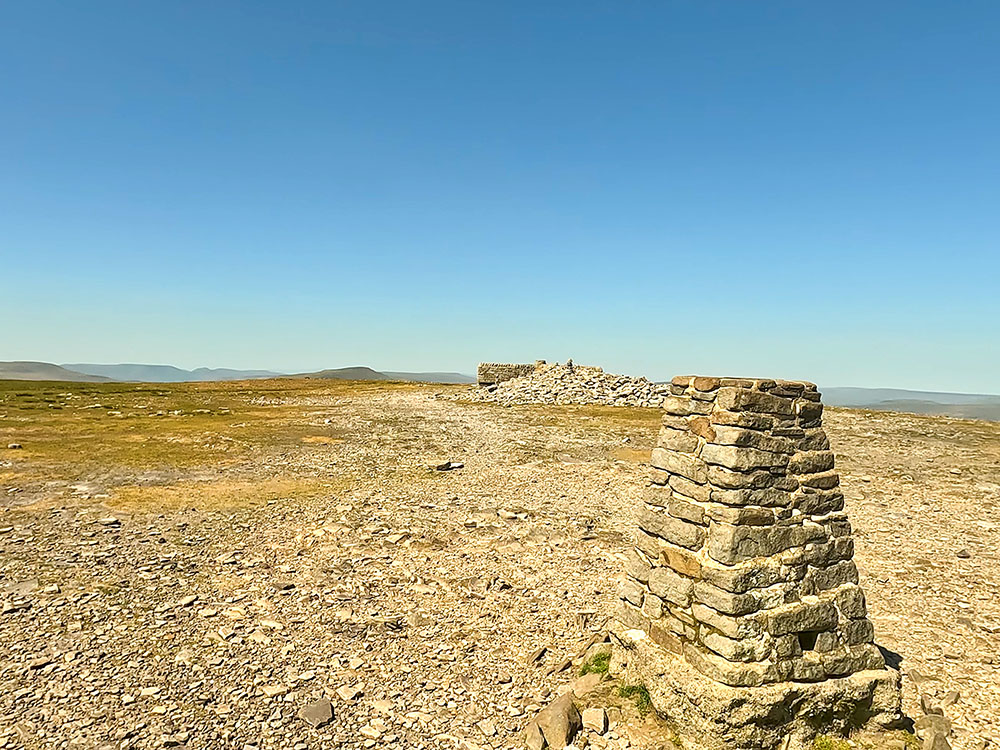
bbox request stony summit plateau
[0,368,997,750]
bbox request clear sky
[2,2,998,392]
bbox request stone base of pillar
[609,623,904,750]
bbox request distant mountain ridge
[0,361,113,382]
[1,361,475,385]
[823,386,1000,421]
[64,363,283,382]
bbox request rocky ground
[461,362,671,408]
[0,381,998,749]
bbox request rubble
[462,361,672,407]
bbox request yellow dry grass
[0,377,442,509]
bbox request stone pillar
[610,376,902,749]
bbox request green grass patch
[579,650,611,676]
[812,736,851,750]
[617,683,652,715]
[884,731,921,750]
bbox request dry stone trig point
[609,376,903,749]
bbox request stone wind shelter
[610,376,902,749]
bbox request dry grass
[0,377,433,509]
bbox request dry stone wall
[610,375,903,749]
[477,362,539,386]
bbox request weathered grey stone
[840,618,875,645]
[650,447,708,484]
[701,443,789,472]
[533,692,581,749]
[705,504,775,526]
[642,591,665,620]
[825,515,852,537]
[707,522,824,565]
[834,585,867,619]
[648,565,694,607]
[639,506,706,550]
[646,484,672,508]
[795,400,823,424]
[691,602,764,639]
[922,733,952,750]
[716,388,794,416]
[814,631,839,652]
[706,466,777,490]
[298,699,333,728]
[914,714,952,739]
[617,600,646,630]
[658,425,700,453]
[669,473,712,502]
[801,560,859,592]
[774,633,801,658]
[625,547,652,583]
[793,488,845,515]
[663,396,696,416]
[798,428,831,451]
[788,450,835,475]
[710,487,792,508]
[699,556,784,594]
[766,599,839,636]
[635,529,665,560]
[692,580,761,616]
[669,494,706,524]
[620,577,645,607]
[683,642,777,687]
[661,413,693,430]
[700,629,773,662]
[799,470,840,490]
[710,410,776,430]
[822,643,885,676]
[710,425,794,454]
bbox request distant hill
[64,363,283,382]
[823,387,1000,421]
[0,361,112,382]
[292,367,390,380]
[3,361,475,385]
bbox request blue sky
[2,1,998,392]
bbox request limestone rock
[582,706,607,733]
[298,698,333,728]
[526,693,581,749]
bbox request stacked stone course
[477,362,540,387]
[611,376,901,749]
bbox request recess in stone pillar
[610,376,903,750]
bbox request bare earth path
[1,382,997,749]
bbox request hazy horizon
[2,2,998,394]
[0,358,996,397]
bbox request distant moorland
[0,361,996,420]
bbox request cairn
[610,376,902,749]
[469,361,672,408]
